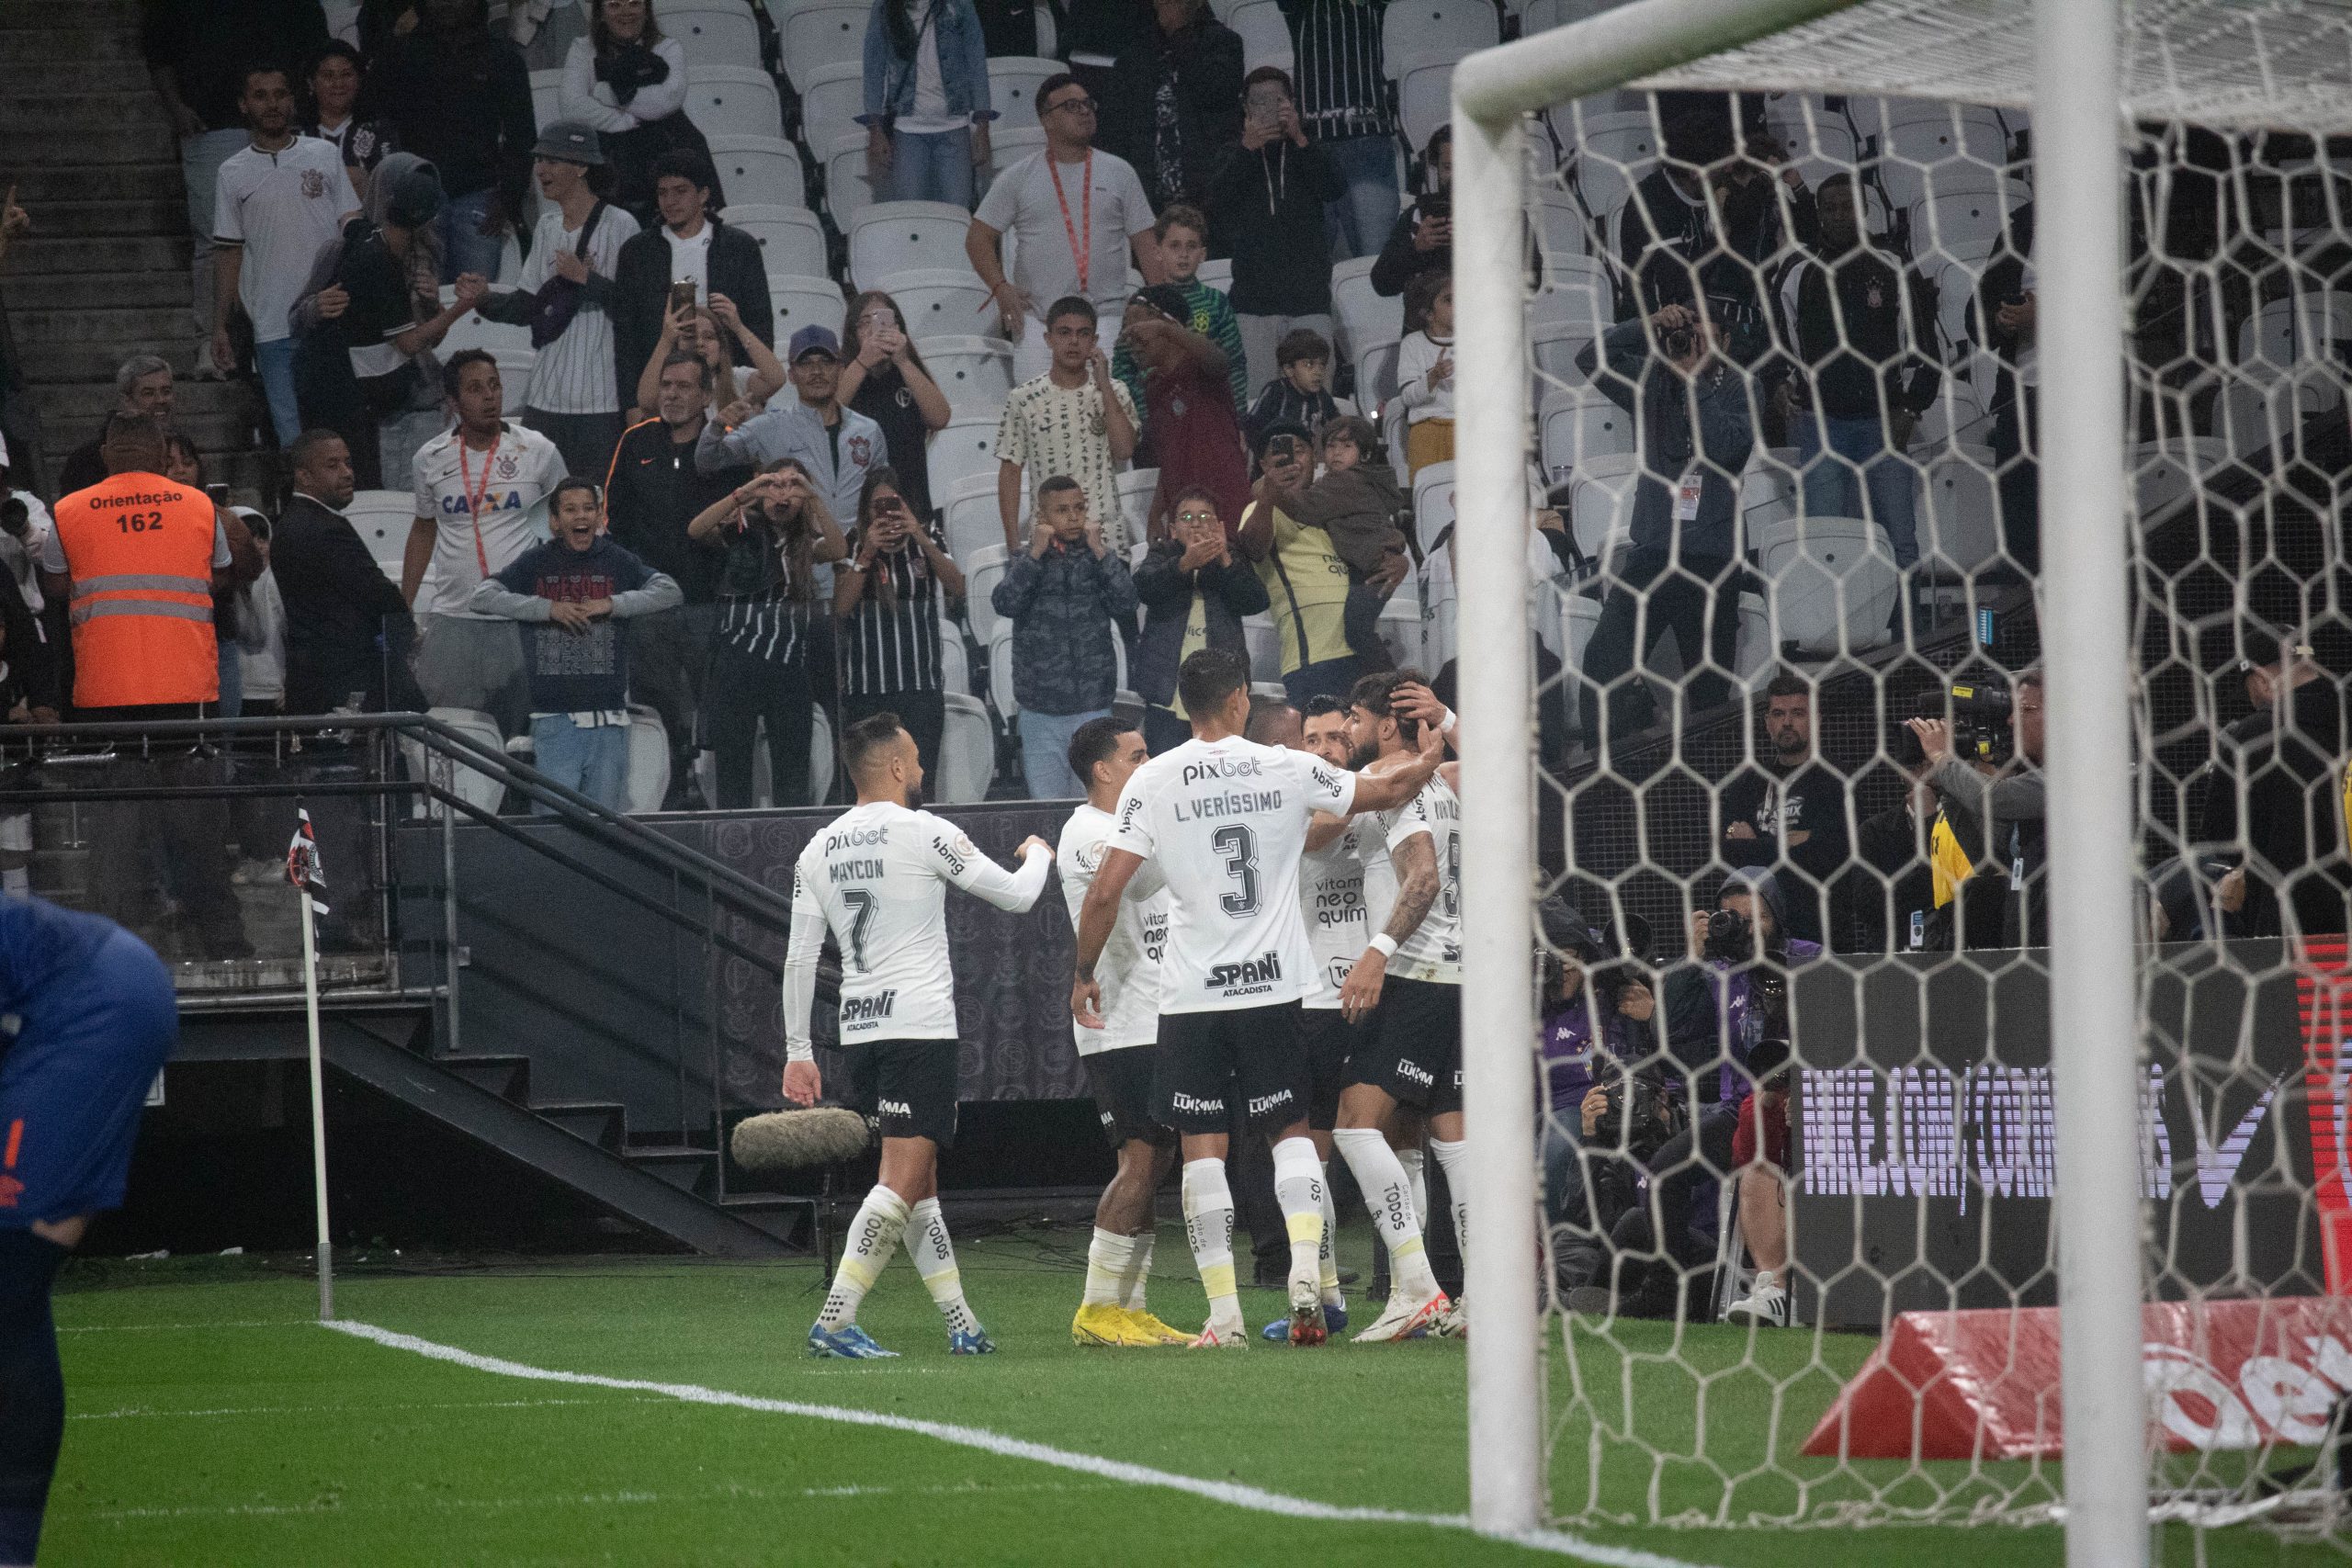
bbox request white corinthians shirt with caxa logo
[1108,735,1356,1013]
[784,801,1053,1055]
[1058,803,1169,1054]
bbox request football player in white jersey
[1071,649,1442,1348]
[1057,718,1194,1348]
[785,714,1056,1358]
[1329,669,1469,1342]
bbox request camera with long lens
[1703,906,1758,962]
[1597,1066,1680,1163]
[1918,679,2013,764]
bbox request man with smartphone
[611,152,773,407]
[1370,127,1452,299]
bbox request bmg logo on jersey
[1181,755,1264,788]
[841,990,898,1024]
[1205,951,1283,990]
[931,834,967,875]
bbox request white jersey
[411,423,567,618]
[1300,816,1395,1010]
[784,802,1052,1053]
[1381,773,1463,984]
[1108,735,1356,1013]
[1057,804,1168,1053]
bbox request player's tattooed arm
[1340,831,1436,1021]
[1072,846,1146,1027]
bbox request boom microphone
[731,1106,872,1173]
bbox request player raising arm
[1070,648,1441,1348]
[784,714,1055,1359]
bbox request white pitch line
[323,1319,1716,1568]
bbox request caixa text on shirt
[841,990,899,1025]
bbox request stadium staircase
[0,0,265,497]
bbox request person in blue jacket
[861,0,997,209]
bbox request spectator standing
[401,350,568,732]
[1102,0,1245,213]
[56,357,177,499]
[474,123,642,479]
[1369,125,1450,299]
[232,516,289,717]
[301,41,399,201]
[1241,327,1342,446]
[612,152,772,408]
[991,478,1137,797]
[1572,304,1756,752]
[2193,628,2351,938]
[605,353,741,804]
[1113,207,1248,414]
[1237,421,1362,705]
[698,326,889,529]
[835,292,954,525]
[1394,270,1455,476]
[1907,673,2047,947]
[1773,175,1939,568]
[1716,672,1851,947]
[158,434,253,717]
[628,297,785,422]
[211,65,362,447]
[967,73,1165,381]
[1276,0,1396,261]
[992,298,1139,551]
[361,0,538,283]
[834,468,963,790]
[861,0,997,209]
[275,429,413,714]
[685,460,850,807]
[289,154,489,490]
[1283,413,1405,667]
[1119,285,1251,538]
[1210,68,1344,398]
[469,476,684,810]
[560,0,716,228]
[144,0,331,376]
[1131,486,1269,752]
[1973,202,2039,572]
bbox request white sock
[1398,1145,1428,1227]
[1180,1158,1239,1326]
[818,1184,910,1330]
[1269,1136,1326,1296]
[902,1197,982,1337]
[1082,1226,1134,1309]
[1333,1127,1439,1302]
[1317,1179,1343,1308]
[1430,1138,1471,1286]
[1120,1229,1155,1312]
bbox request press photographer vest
[51,471,219,709]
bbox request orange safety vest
[51,470,220,709]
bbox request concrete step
[18,197,189,240]
[2,125,179,167]
[0,0,141,27]
[12,307,200,346]
[6,164,185,206]
[0,95,173,139]
[0,24,142,62]
[34,377,238,424]
[628,1147,719,1198]
[2,268,190,311]
[534,1100,628,1153]
[5,233,188,275]
[16,340,197,385]
[718,1193,815,1246]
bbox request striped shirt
[712,513,820,666]
[837,517,949,697]
[1283,0,1392,141]
[508,200,640,415]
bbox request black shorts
[841,1037,961,1148]
[1347,976,1463,1114]
[1082,1043,1174,1149]
[1301,1006,1363,1128]
[1152,1001,1311,1135]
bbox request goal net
[1437,0,2352,1549]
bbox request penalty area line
[322,1320,1716,1568]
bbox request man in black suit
[611,152,774,412]
[273,429,413,715]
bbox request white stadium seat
[824,131,877,225]
[937,694,995,803]
[883,269,1000,341]
[2237,288,2352,376]
[944,475,1003,568]
[1739,454,1800,548]
[1411,461,1456,559]
[986,126,1046,185]
[663,1,762,68]
[623,707,672,814]
[1913,187,2015,265]
[929,414,1003,503]
[964,544,1009,645]
[684,66,782,140]
[1241,613,1282,682]
[1227,0,1294,70]
[1567,109,1657,226]
[1396,51,1471,152]
[987,57,1060,131]
[918,335,1015,413]
[1384,0,1497,73]
[1916,451,2002,575]
[798,62,865,154]
[989,628,1019,716]
[1115,468,1158,544]
[938,615,970,696]
[410,708,510,817]
[848,201,977,290]
[777,3,866,90]
[1756,516,1901,657]
[1538,389,1633,481]
[1195,257,1233,294]
[720,204,829,279]
[1331,267,1404,366]
[490,346,538,414]
[707,135,806,209]
[434,301,531,357]
[530,68,562,133]
[1566,453,1638,561]
[346,490,417,580]
[767,272,847,342]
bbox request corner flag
[286,807,330,915]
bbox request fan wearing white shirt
[786,713,1057,1359]
[1070,647,1442,1348]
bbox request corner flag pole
[288,806,334,1322]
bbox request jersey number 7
[842,888,877,971]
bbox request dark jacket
[1775,243,1942,423]
[1718,759,1852,947]
[1131,538,1269,709]
[2195,679,2352,937]
[1928,754,2046,947]
[0,566,57,716]
[143,0,330,131]
[1102,10,1245,209]
[611,221,774,401]
[472,536,682,713]
[1241,376,1340,446]
[1575,320,1754,560]
[1617,165,1810,370]
[1369,197,1445,299]
[1209,139,1344,316]
[360,23,537,209]
[991,538,1138,715]
[273,493,413,714]
[603,416,743,605]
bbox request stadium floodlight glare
[1448,0,2145,1556]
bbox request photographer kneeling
[1905,671,2045,947]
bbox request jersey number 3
[1212,824,1260,917]
[842,888,877,972]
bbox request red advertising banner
[2296,936,2352,1292]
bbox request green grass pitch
[42,1228,2336,1566]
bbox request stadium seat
[937,694,994,802]
[435,299,531,357]
[1731,589,1770,681]
[1566,109,1657,228]
[1914,372,1992,452]
[1530,321,1598,389]
[490,346,538,414]
[2237,288,2352,376]
[1916,451,2002,575]
[875,269,999,341]
[1555,588,1602,672]
[623,707,672,814]
[663,1,762,68]
[929,414,1003,503]
[962,543,1009,644]
[767,273,847,342]
[823,131,877,225]
[944,475,1003,567]
[1195,257,1233,294]
[1755,516,1901,657]
[1376,587,1421,669]
[1566,452,1638,560]
[987,57,1060,131]
[986,126,1046,184]
[919,335,1015,412]
[1240,613,1282,682]
[529,68,562,133]
[1411,461,1456,558]
[1385,0,1497,71]
[1866,99,2013,209]
[1115,468,1158,543]
[720,204,828,279]
[1396,51,1472,152]
[1332,266,1403,365]
[1912,187,2015,265]
[1529,274,1610,346]
[1740,455,1800,550]
[1532,191,1590,271]
[413,708,511,818]
[1226,0,1294,69]
[707,134,807,209]
[988,626,1018,716]
[346,490,416,580]
[1770,97,1860,187]
[798,61,865,154]
[684,66,783,140]
[848,202,978,290]
[777,3,865,90]
[1538,389,1633,480]
[1356,338,1401,411]
[938,615,970,696]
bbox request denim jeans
[1321,133,1401,262]
[529,715,632,813]
[1796,412,1918,568]
[1018,706,1108,800]
[437,186,507,284]
[252,337,302,446]
[181,129,247,338]
[887,127,976,209]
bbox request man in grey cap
[477,120,641,479]
[696,324,888,528]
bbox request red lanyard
[458,430,502,576]
[1046,152,1092,295]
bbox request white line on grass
[71,1395,663,1421]
[83,1478,1118,1522]
[324,1319,1717,1568]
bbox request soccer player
[1058,718,1192,1348]
[1331,669,1468,1342]
[0,897,179,1567]
[1071,648,1442,1348]
[784,713,1056,1358]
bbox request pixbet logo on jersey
[1181,756,1264,788]
[1205,952,1283,988]
[824,824,891,853]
